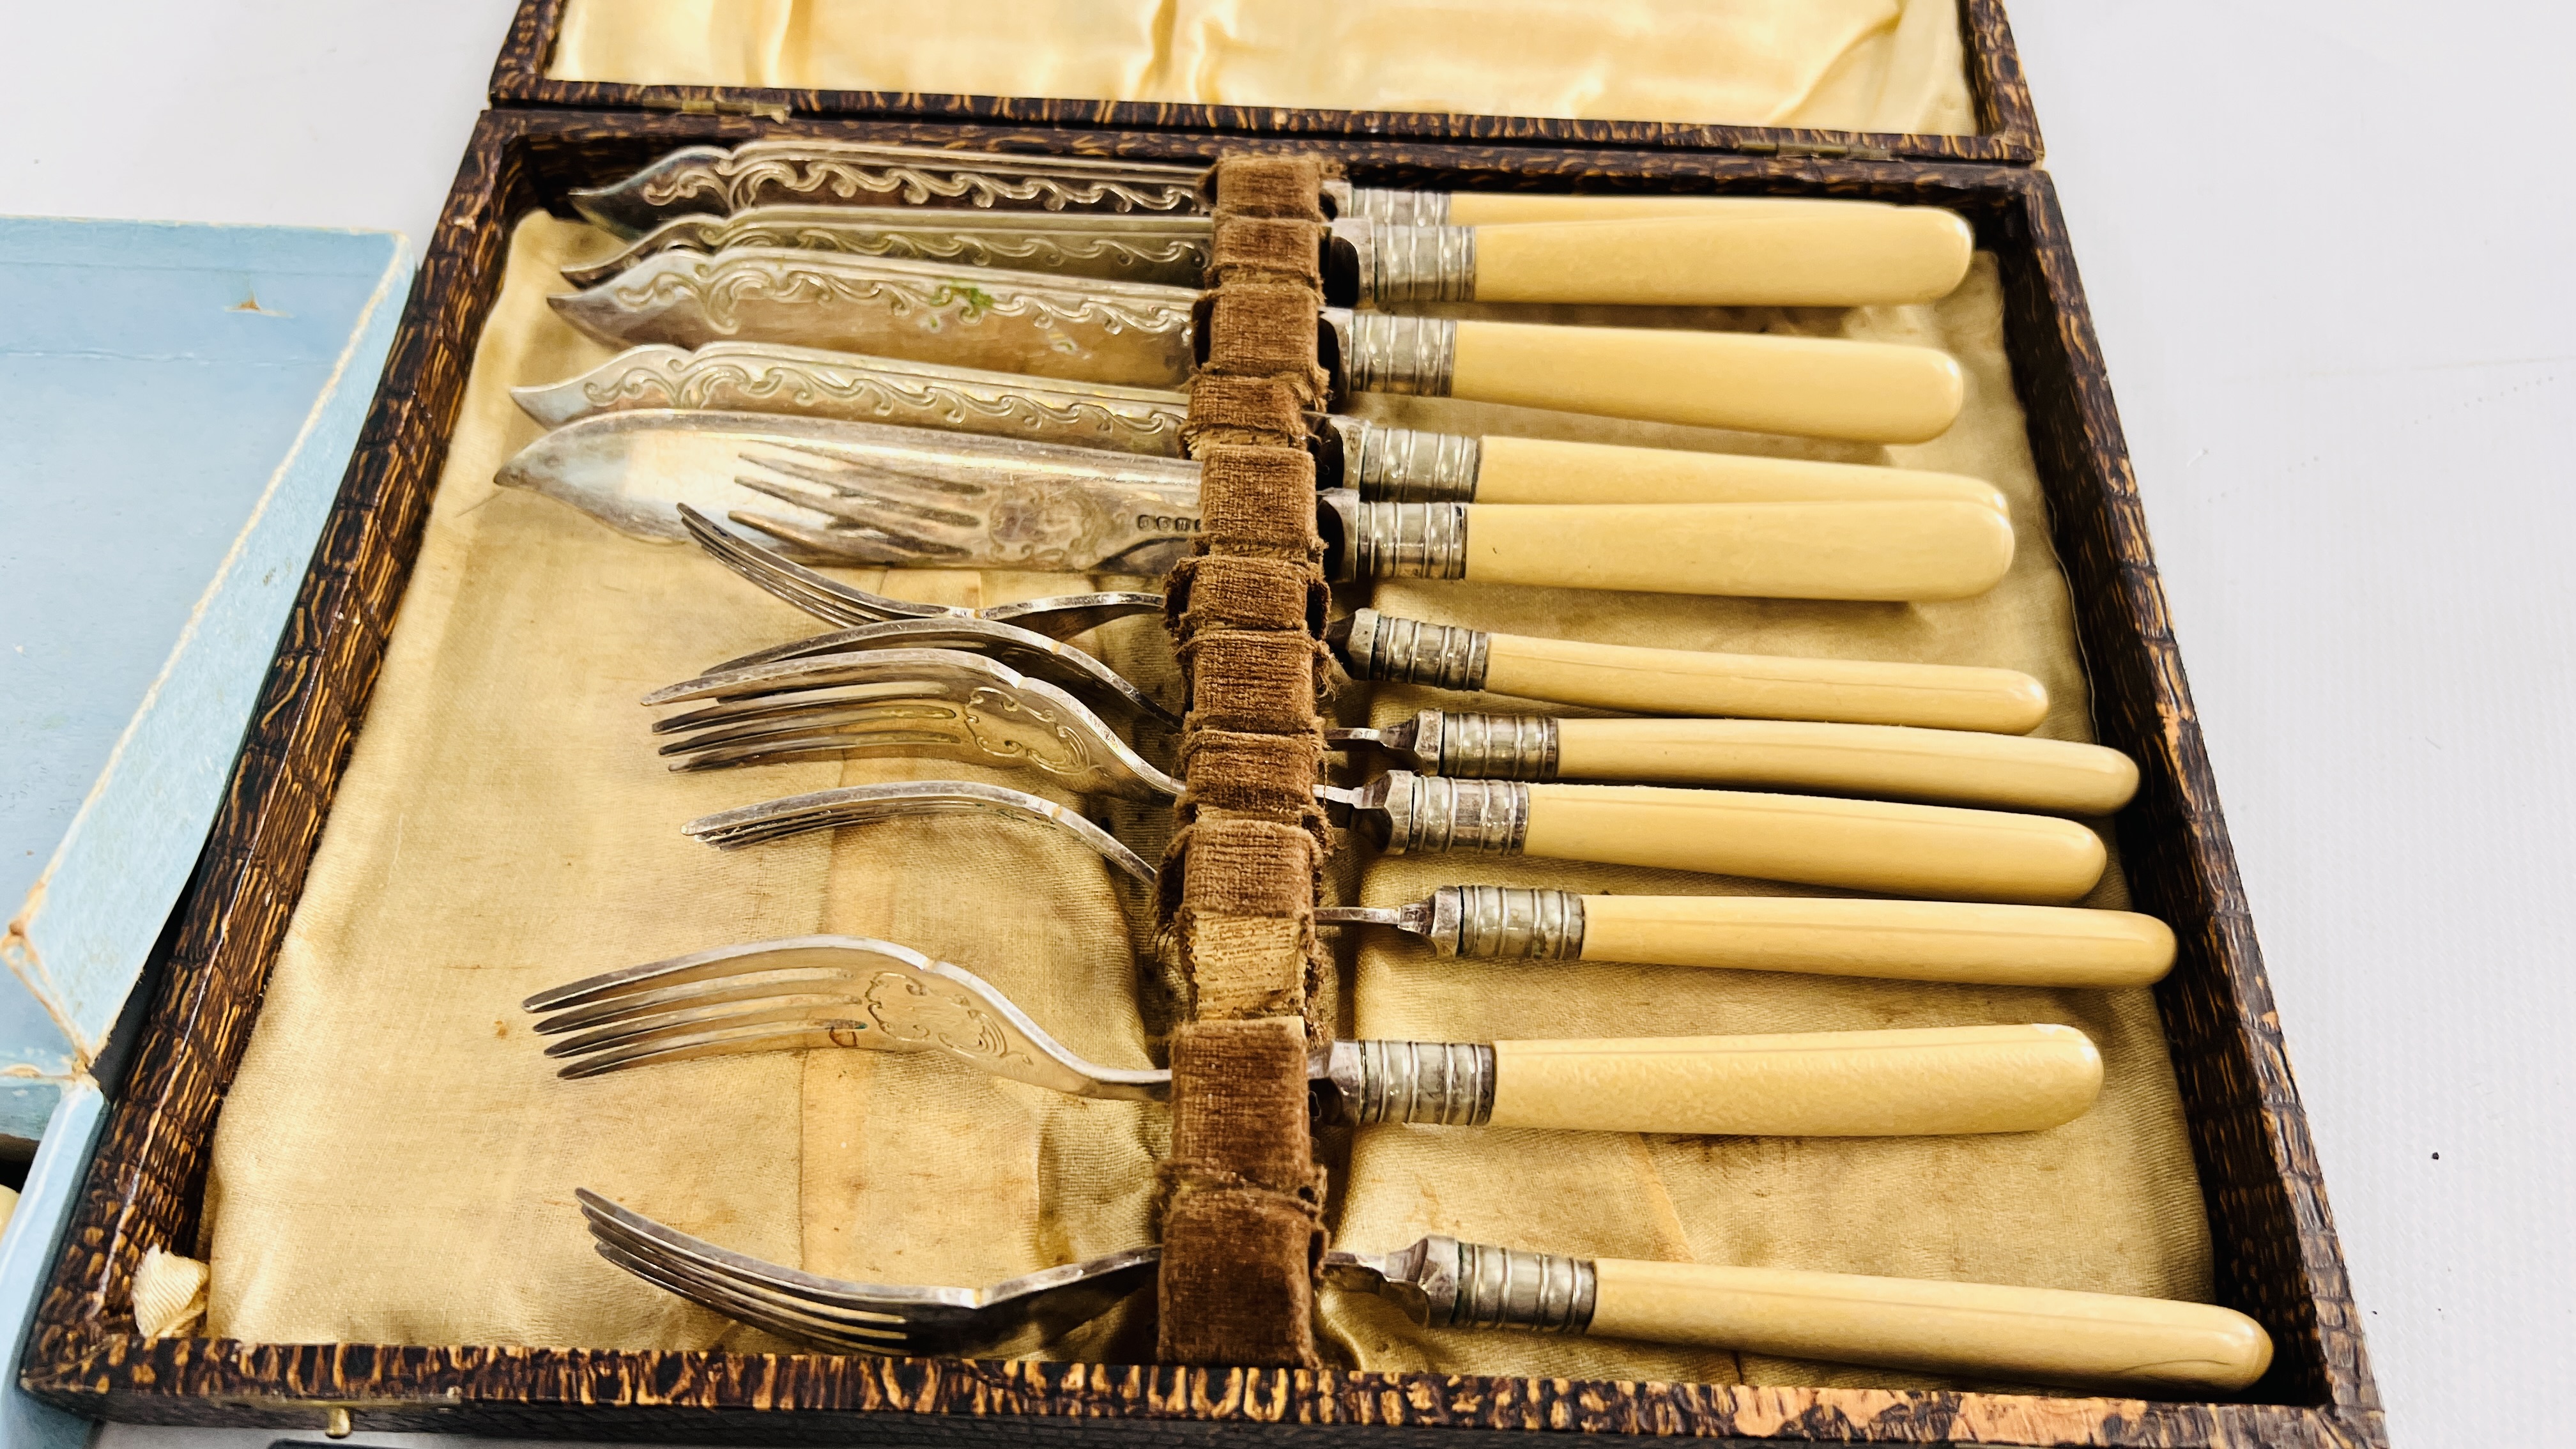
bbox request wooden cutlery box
[19,1,2382,1446]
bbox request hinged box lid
[489,0,2041,164]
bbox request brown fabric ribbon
[1154,153,1333,1368]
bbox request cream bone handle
[1339,1235,2272,1393]
[1325,311,1963,444]
[1350,886,2174,988]
[1343,712,2137,813]
[1321,496,2013,602]
[1333,608,2052,736]
[1584,1257,2273,1393]
[1352,771,2106,904]
[1327,208,1974,309]
[1430,193,1905,226]
[1324,421,2010,511]
[1328,1023,2102,1136]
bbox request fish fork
[574,1190,2271,1392]
[646,686,2165,983]
[661,621,1179,733]
[509,412,2011,600]
[654,644,2136,815]
[681,769,2110,905]
[650,647,1181,800]
[678,503,1162,641]
[676,509,2052,737]
[525,937,2101,1138]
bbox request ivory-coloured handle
[1472,210,1974,308]
[1521,785,2106,903]
[1486,1023,2101,1135]
[1464,501,2011,602]
[1479,632,2050,735]
[1584,1257,2272,1392]
[1472,434,2007,514]
[1447,320,1963,444]
[1577,895,2174,987]
[1552,717,2138,812]
[1445,194,1894,226]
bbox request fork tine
[579,1190,974,1353]
[651,682,956,734]
[671,625,1181,729]
[523,937,933,1015]
[647,664,1183,799]
[531,964,850,1036]
[732,475,987,556]
[662,733,922,774]
[581,1192,943,1320]
[548,1018,865,1078]
[682,781,1160,884]
[643,650,960,708]
[591,1239,920,1354]
[574,1190,1156,1358]
[678,504,942,628]
[724,510,921,567]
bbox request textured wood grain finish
[487,0,2044,162]
[19,106,2382,1449]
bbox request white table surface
[6,3,2569,1444]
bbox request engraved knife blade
[563,206,1215,289]
[547,249,1200,390]
[547,253,1963,443]
[511,342,1193,456]
[565,140,1814,239]
[570,142,1211,239]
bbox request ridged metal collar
[1319,493,1471,583]
[1324,418,1483,502]
[1322,309,1459,399]
[1330,185,1455,226]
[1333,608,1491,693]
[1326,217,1476,306]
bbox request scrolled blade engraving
[571,142,1209,238]
[514,344,1192,457]
[550,250,1199,389]
[569,208,1214,290]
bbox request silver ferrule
[1416,710,1559,781]
[1330,217,1476,306]
[1422,885,1586,960]
[1336,185,1454,226]
[1327,309,1459,397]
[1327,1040,1497,1126]
[1335,608,1490,692]
[1440,1238,1598,1332]
[1374,771,1530,857]
[1350,500,1470,581]
[1339,420,1483,503]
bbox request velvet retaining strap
[1154,153,1335,1368]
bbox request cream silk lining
[545,0,1974,133]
